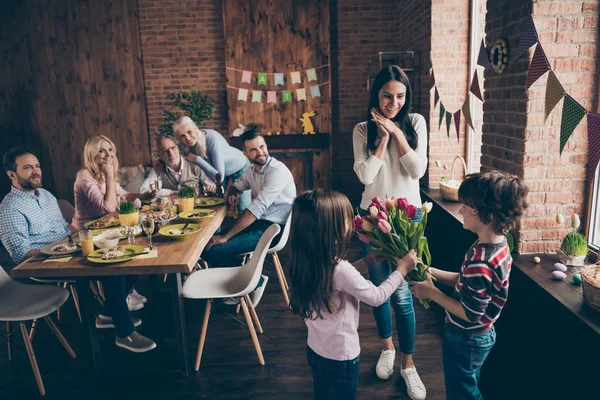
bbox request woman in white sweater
[352,65,428,400]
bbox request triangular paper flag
[282,91,292,103]
[587,113,600,175]
[241,70,252,84]
[274,73,284,86]
[544,71,565,121]
[257,73,268,86]
[310,85,321,98]
[306,68,317,82]
[470,70,483,102]
[445,112,452,137]
[434,87,440,108]
[429,69,436,90]
[477,40,491,68]
[439,103,446,129]
[296,88,307,101]
[237,88,248,101]
[514,15,539,62]
[462,96,474,130]
[426,53,432,72]
[454,110,461,141]
[267,91,277,104]
[560,94,587,154]
[526,43,550,90]
[251,90,262,103]
[290,71,301,85]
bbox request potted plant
[556,213,587,267]
[178,187,195,213]
[156,91,215,137]
[118,200,140,227]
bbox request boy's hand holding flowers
[407,272,438,300]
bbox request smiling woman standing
[352,66,428,400]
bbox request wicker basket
[439,156,467,202]
[582,265,600,312]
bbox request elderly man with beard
[202,129,296,307]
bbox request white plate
[40,237,81,255]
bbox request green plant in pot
[178,186,195,213]
[557,213,587,267]
[156,91,215,137]
[118,200,139,227]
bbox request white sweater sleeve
[398,114,428,180]
[353,122,384,185]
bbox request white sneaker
[126,293,144,311]
[400,366,427,400]
[131,288,147,304]
[250,275,269,308]
[375,349,396,380]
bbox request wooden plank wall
[0,0,151,201]
[222,0,331,135]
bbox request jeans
[307,346,360,400]
[228,163,251,214]
[359,207,420,354]
[442,327,496,400]
[99,275,137,338]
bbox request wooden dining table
[11,205,227,376]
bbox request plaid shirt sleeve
[0,208,32,264]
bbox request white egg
[552,271,566,280]
[553,263,567,272]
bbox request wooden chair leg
[56,283,63,320]
[201,260,209,269]
[194,299,212,371]
[43,316,76,358]
[96,281,105,300]
[89,281,104,306]
[69,285,83,324]
[236,302,241,314]
[240,297,265,365]
[272,252,290,306]
[29,319,38,341]
[244,294,263,334]
[6,321,11,361]
[163,274,168,283]
[20,322,45,396]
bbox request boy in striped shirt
[408,171,528,400]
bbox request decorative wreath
[490,38,509,73]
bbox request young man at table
[140,135,215,196]
[202,129,296,307]
[0,147,156,353]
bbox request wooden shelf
[229,133,330,151]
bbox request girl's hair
[173,116,207,158]
[289,189,354,320]
[366,65,417,151]
[83,135,119,183]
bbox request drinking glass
[143,215,155,250]
[149,181,157,193]
[79,229,94,256]
[157,176,163,190]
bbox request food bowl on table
[94,232,121,249]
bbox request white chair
[238,213,292,307]
[182,224,280,371]
[0,266,76,396]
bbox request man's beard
[18,175,42,190]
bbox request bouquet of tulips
[353,196,434,308]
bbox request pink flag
[267,91,277,104]
[241,70,252,84]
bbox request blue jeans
[228,163,251,214]
[359,208,420,354]
[100,275,137,338]
[307,346,360,400]
[442,327,496,400]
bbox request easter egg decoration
[552,270,567,280]
[490,38,510,74]
[533,256,541,264]
[572,273,583,285]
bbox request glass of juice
[79,229,95,256]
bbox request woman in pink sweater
[289,189,417,400]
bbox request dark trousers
[100,275,137,338]
[307,346,360,400]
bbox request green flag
[560,94,587,154]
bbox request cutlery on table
[87,252,150,259]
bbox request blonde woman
[173,117,251,211]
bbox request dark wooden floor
[0,239,447,399]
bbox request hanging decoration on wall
[306,68,317,82]
[453,110,461,141]
[525,43,550,90]
[445,111,452,137]
[544,71,565,122]
[257,73,268,85]
[229,81,330,104]
[227,64,329,86]
[490,38,509,74]
[238,88,248,101]
[282,90,293,103]
[274,73,285,86]
[300,111,317,134]
[469,70,484,102]
[290,71,302,85]
[587,113,600,176]
[429,69,436,91]
[513,15,539,62]
[434,87,440,108]
[477,39,492,68]
[310,85,321,98]
[560,95,587,154]
[241,70,252,83]
[297,88,307,101]
[267,91,277,104]
[252,90,262,103]
[439,103,446,129]
[462,96,474,130]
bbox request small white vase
[557,249,586,267]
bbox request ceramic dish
[40,237,80,256]
[84,216,120,229]
[179,209,217,220]
[194,197,225,207]
[87,245,146,264]
[158,223,202,239]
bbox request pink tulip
[371,196,383,204]
[378,220,392,233]
[385,197,397,211]
[397,197,409,212]
[406,205,417,219]
[352,216,364,231]
[377,201,388,213]
[358,234,371,244]
[377,211,388,221]
[369,206,379,218]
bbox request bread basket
[439,156,467,202]
[582,265,600,312]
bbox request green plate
[194,197,225,207]
[87,245,146,264]
[84,216,120,229]
[158,223,202,239]
[179,209,216,220]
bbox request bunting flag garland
[462,96,475,130]
[282,91,292,103]
[439,103,446,129]
[560,94,587,154]
[434,87,440,108]
[306,68,317,82]
[237,88,248,101]
[587,113,600,175]
[267,91,277,104]
[454,110,461,140]
[257,73,268,85]
[525,43,550,90]
[310,85,321,98]
[470,70,484,102]
[513,15,539,62]
[274,73,285,86]
[429,69,436,91]
[544,71,565,121]
[477,40,491,68]
[252,90,262,103]
[445,111,452,137]
[296,88,307,101]
[290,71,302,85]
[241,70,252,84]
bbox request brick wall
[483,0,598,253]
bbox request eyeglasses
[159,145,178,154]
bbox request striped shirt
[445,239,511,335]
[0,187,70,264]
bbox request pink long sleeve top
[72,169,128,230]
[305,260,404,361]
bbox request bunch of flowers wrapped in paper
[353,196,434,308]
